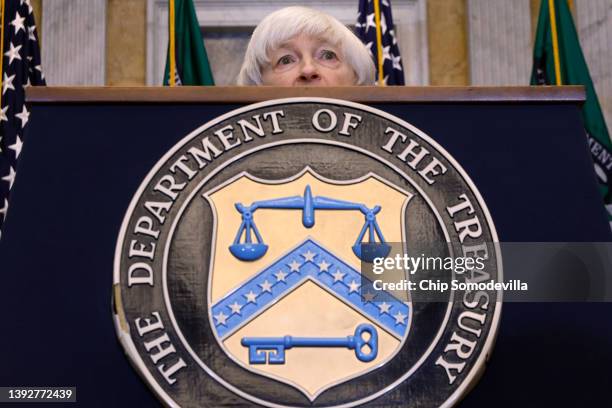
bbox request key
[241,323,378,364]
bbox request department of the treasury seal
[113,98,502,407]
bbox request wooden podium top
[26,86,585,104]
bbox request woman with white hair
[237,6,375,86]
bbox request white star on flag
[365,41,374,58]
[5,42,22,65]
[9,136,23,159]
[348,280,360,293]
[35,64,44,80]
[392,54,403,71]
[355,13,363,28]
[365,13,376,33]
[22,0,33,14]
[0,199,8,218]
[381,45,392,62]
[0,106,8,122]
[28,25,37,42]
[2,73,16,95]
[389,29,398,45]
[10,12,26,34]
[15,105,30,127]
[2,167,16,190]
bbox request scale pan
[353,243,391,263]
[229,243,268,261]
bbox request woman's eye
[277,55,294,65]
[320,50,338,60]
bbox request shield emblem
[204,167,413,400]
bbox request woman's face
[261,34,357,86]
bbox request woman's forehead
[271,34,339,51]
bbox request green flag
[164,0,214,86]
[531,0,612,226]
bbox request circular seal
[113,98,502,407]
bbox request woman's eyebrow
[274,40,296,50]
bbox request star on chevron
[348,280,360,293]
[362,291,376,303]
[15,105,29,127]
[332,269,345,282]
[214,311,228,326]
[393,311,407,325]
[317,260,330,272]
[302,250,316,262]
[10,12,26,35]
[2,167,16,190]
[244,290,257,304]
[274,270,287,282]
[288,260,301,272]
[4,42,22,65]
[259,280,272,293]
[229,302,242,315]
[378,302,392,315]
[9,136,23,159]
[2,73,15,94]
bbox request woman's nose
[298,58,320,82]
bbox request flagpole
[169,0,176,87]
[548,0,562,85]
[373,0,384,86]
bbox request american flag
[0,0,45,238]
[356,0,405,85]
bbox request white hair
[237,6,375,85]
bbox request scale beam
[230,185,391,262]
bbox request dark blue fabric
[0,102,609,406]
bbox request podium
[0,87,610,407]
